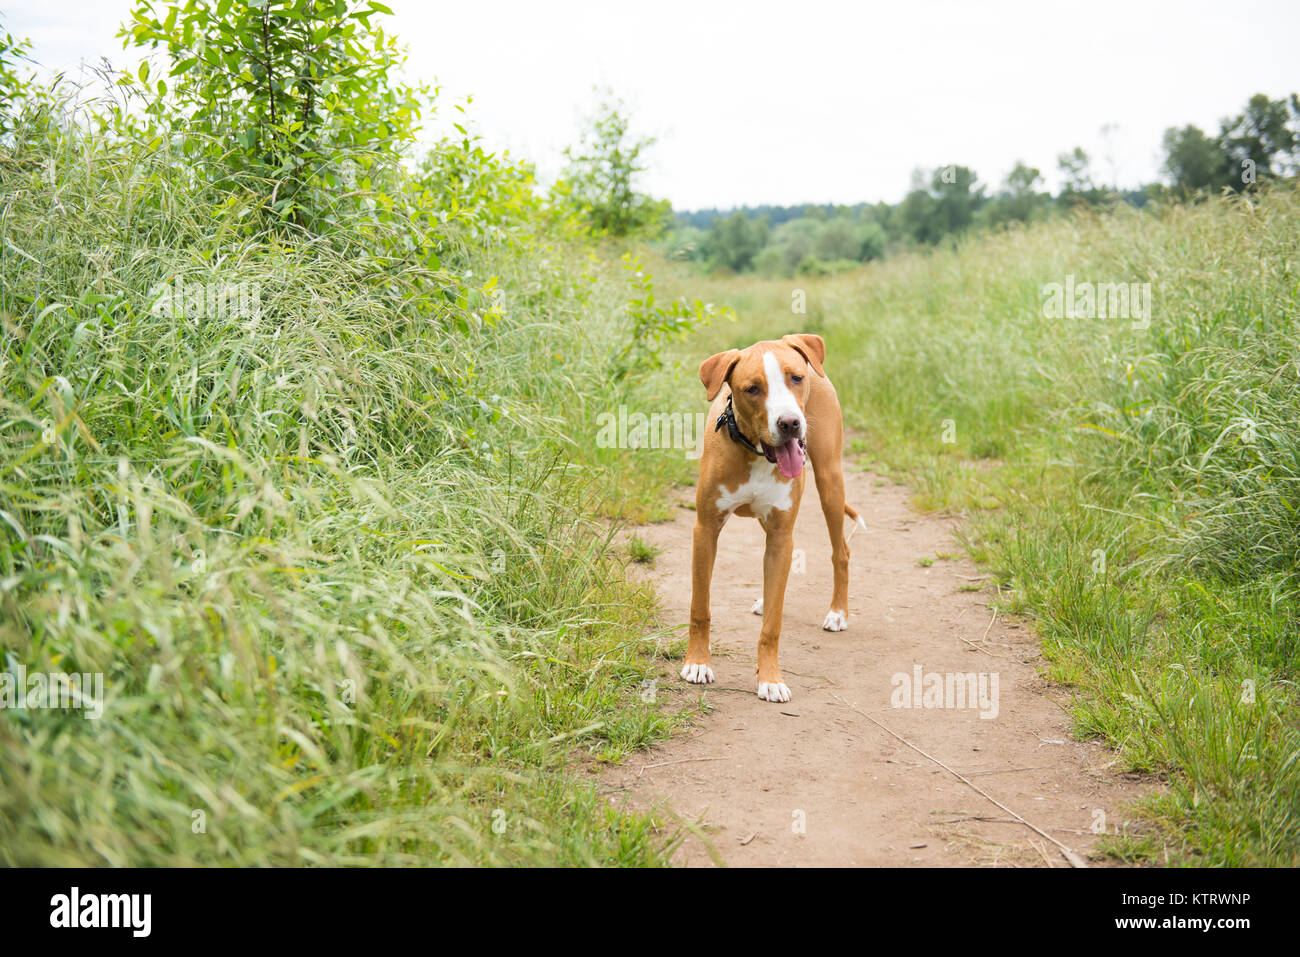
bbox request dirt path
[604,457,1153,867]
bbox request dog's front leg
[756,509,797,702]
[682,513,723,684]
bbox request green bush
[0,37,689,862]
[119,0,427,229]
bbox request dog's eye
[790,374,803,384]
[745,384,761,395]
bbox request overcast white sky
[7,0,1300,209]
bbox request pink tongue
[774,441,805,479]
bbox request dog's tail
[844,503,868,542]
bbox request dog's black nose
[777,415,802,437]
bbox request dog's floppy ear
[699,349,742,401]
[782,333,826,377]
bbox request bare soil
[602,458,1155,867]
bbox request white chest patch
[716,459,795,520]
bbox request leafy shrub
[120,0,427,228]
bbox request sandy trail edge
[597,458,1156,867]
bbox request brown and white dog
[681,334,865,703]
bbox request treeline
[668,92,1300,277]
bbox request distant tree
[928,165,984,238]
[865,201,894,241]
[1161,93,1300,195]
[558,90,669,238]
[704,210,769,272]
[1056,147,1112,207]
[1057,147,1094,193]
[815,217,860,261]
[857,220,887,260]
[1218,93,1300,184]
[1161,125,1231,193]
[896,164,986,246]
[896,185,938,244]
[1006,162,1042,196]
[978,161,1047,228]
[765,218,819,274]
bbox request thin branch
[832,693,1088,868]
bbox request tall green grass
[657,187,1300,865]
[0,101,688,865]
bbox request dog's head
[699,334,826,479]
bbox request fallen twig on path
[832,693,1089,868]
[981,607,999,642]
[963,765,1049,777]
[638,756,725,777]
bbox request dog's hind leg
[807,405,853,632]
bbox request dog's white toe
[681,662,715,684]
[822,610,848,632]
[750,597,764,615]
[757,681,791,703]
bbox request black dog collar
[715,394,765,457]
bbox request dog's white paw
[681,662,715,684]
[750,597,764,615]
[757,681,791,703]
[822,609,848,632]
